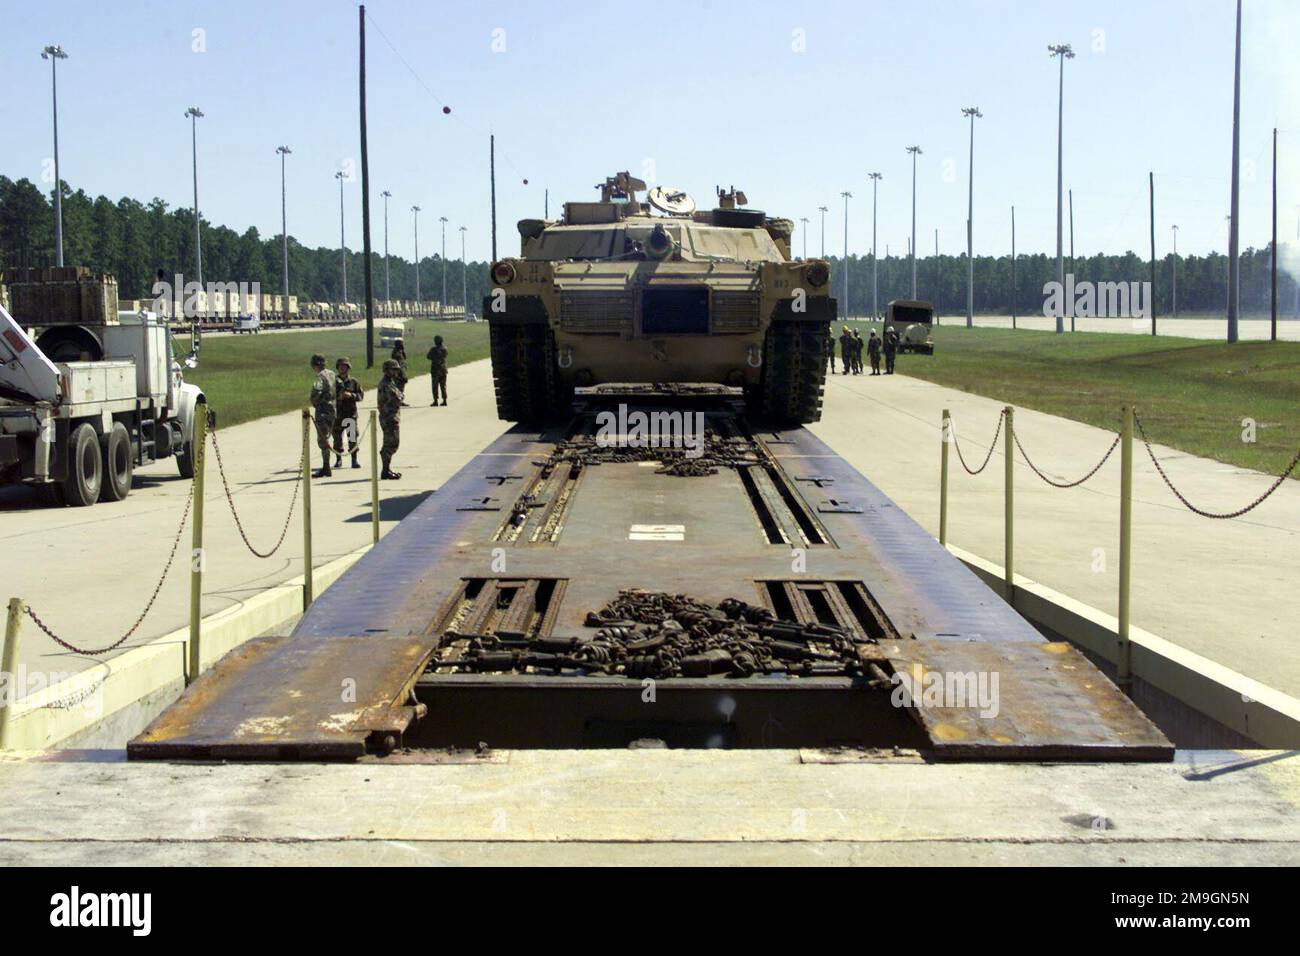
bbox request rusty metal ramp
[128,633,434,760]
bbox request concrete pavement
[811,365,1300,699]
[0,362,508,691]
[930,313,1300,341]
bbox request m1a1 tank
[485,172,836,424]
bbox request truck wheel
[62,423,103,507]
[100,421,134,502]
[176,442,195,479]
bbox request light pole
[840,191,852,317]
[1049,43,1075,334]
[335,170,347,303]
[818,206,828,258]
[869,172,882,319]
[1171,224,1179,318]
[962,107,982,328]
[412,206,421,303]
[439,216,448,319]
[276,146,291,315]
[906,146,922,298]
[1227,0,1242,343]
[459,226,468,317]
[799,217,809,259]
[41,45,68,267]
[381,190,391,304]
[185,107,204,291]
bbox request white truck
[0,279,206,507]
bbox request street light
[334,170,347,303]
[381,190,392,304]
[276,146,291,315]
[1049,43,1075,333]
[840,191,852,317]
[41,45,68,267]
[868,173,882,319]
[439,216,448,319]
[459,226,468,318]
[818,206,828,258]
[184,107,204,291]
[411,206,422,303]
[961,107,982,327]
[798,217,809,259]
[906,146,922,298]
[1227,0,1243,343]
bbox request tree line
[0,176,492,308]
[3,175,1295,317]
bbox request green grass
[182,320,490,428]
[840,320,1300,477]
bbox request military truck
[884,299,935,354]
[485,173,836,424]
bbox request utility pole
[412,206,421,303]
[869,172,882,319]
[1011,205,1017,329]
[185,107,204,293]
[799,217,809,259]
[962,107,981,327]
[41,45,68,267]
[381,190,391,303]
[439,216,448,318]
[1171,224,1178,318]
[935,228,940,318]
[1049,43,1075,334]
[840,191,852,317]
[459,226,468,317]
[1271,127,1278,341]
[335,170,347,303]
[359,3,375,368]
[1227,0,1242,343]
[544,189,549,219]
[818,205,828,258]
[1149,171,1157,335]
[1068,188,1075,331]
[490,134,497,262]
[907,146,922,298]
[276,146,291,318]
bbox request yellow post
[939,408,951,546]
[1118,404,1134,685]
[370,409,380,544]
[1003,405,1014,597]
[187,401,207,684]
[1,597,25,749]
[302,409,314,609]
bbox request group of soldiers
[831,325,898,376]
[307,334,451,482]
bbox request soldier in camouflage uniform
[425,334,448,406]
[390,338,409,406]
[332,357,364,469]
[838,327,853,375]
[309,354,337,477]
[378,358,403,480]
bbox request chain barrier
[1013,428,1121,489]
[1134,411,1300,519]
[208,424,303,558]
[950,408,1005,476]
[23,482,195,656]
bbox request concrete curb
[2,545,371,750]
[949,544,1300,747]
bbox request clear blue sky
[2,0,1297,265]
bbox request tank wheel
[750,321,829,425]
[62,423,103,507]
[489,323,572,424]
[100,421,134,502]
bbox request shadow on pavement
[346,490,432,523]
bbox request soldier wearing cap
[308,354,337,477]
[333,357,364,469]
[425,334,448,406]
[377,358,404,479]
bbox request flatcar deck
[129,397,1171,761]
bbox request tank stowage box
[485,173,837,425]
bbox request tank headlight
[804,261,829,288]
[492,261,516,285]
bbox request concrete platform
[0,749,1295,865]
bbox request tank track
[489,323,572,424]
[750,320,829,425]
